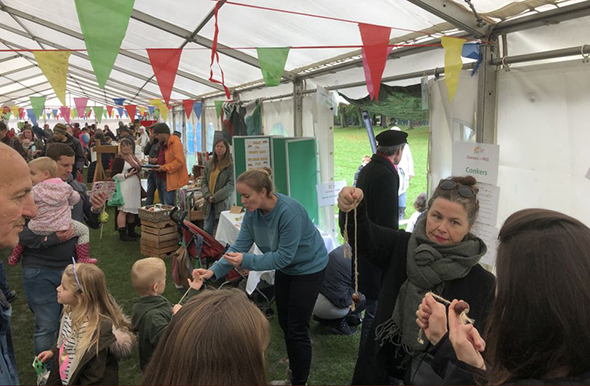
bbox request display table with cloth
[215,210,337,294]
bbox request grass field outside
[1,124,430,385]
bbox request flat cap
[376,129,408,147]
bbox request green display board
[270,137,292,195]
[286,138,319,225]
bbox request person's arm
[146,310,172,346]
[209,216,255,280]
[200,163,212,199]
[212,166,234,203]
[143,140,152,155]
[18,226,63,249]
[240,214,304,271]
[160,141,186,173]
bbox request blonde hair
[237,167,274,198]
[62,263,133,356]
[28,157,57,178]
[131,258,166,296]
[141,289,270,385]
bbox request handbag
[107,179,125,207]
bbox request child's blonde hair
[131,257,166,296]
[62,263,133,356]
[28,157,57,178]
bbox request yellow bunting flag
[139,106,145,117]
[160,104,168,121]
[71,109,76,119]
[33,51,71,106]
[10,106,19,118]
[441,37,466,102]
[149,99,162,107]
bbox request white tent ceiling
[0,0,587,110]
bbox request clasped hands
[416,293,487,370]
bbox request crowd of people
[0,118,589,386]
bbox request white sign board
[476,183,500,227]
[244,138,270,171]
[316,180,347,207]
[472,221,499,267]
[452,141,500,185]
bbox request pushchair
[169,207,275,317]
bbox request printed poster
[245,138,270,171]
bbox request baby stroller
[169,207,275,317]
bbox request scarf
[375,216,487,355]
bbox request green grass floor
[1,125,429,385]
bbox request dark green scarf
[375,216,487,353]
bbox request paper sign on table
[316,180,347,207]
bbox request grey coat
[201,160,235,219]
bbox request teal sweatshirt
[210,193,328,279]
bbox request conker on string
[352,293,361,304]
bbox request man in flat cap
[351,129,407,357]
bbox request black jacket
[340,201,496,385]
[354,153,400,300]
[131,296,172,371]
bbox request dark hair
[23,125,35,140]
[237,167,274,198]
[141,289,269,385]
[211,138,232,170]
[377,143,404,157]
[413,192,427,212]
[0,121,6,131]
[46,143,75,161]
[427,176,479,226]
[484,209,590,384]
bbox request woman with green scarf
[338,176,496,385]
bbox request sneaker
[326,321,357,336]
[5,291,16,303]
[345,314,362,327]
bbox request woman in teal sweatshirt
[196,168,328,385]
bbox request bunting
[94,106,104,123]
[10,106,19,118]
[358,23,391,101]
[462,42,482,76]
[72,108,77,119]
[147,48,182,106]
[139,106,145,118]
[29,96,46,119]
[441,37,466,101]
[193,102,203,120]
[18,108,25,120]
[113,98,125,106]
[361,46,393,99]
[74,98,88,118]
[26,109,38,125]
[33,51,71,106]
[209,1,231,99]
[117,107,125,118]
[74,0,135,88]
[60,106,71,124]
[149,99,161,107]
[183,99,195,119]
[52,109,58,118]
[214,101,224,119]
[124,105,137,119]
[106,105,113,117]
[256,47,290,87]
[85,107,91,118]
[148,106,155,117]
[160,104,169,121]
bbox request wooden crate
[141,226,178,240]
[139,219,179,258]
[140,242,178,258]
[140,237,179,250]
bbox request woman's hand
[224,252,243,267]
[188,271,204,291]
[194,268,214,280]
[416,293,448,346]
[38,350,53,363]
[448,299,486,370]
[337,187,364,213]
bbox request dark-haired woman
[338,176,496,385]
[418,208,590,385]
[196,168,328,385]
[200,138,234,236]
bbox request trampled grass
[2,124,429,385]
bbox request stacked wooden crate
[138,205,179,258]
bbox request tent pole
[476,41,498,145]
[293,79,304,137]
[490,44,590,65]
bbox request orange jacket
[160,135,189,191]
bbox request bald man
[0,143,38,385]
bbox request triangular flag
[147,48,182,106]
[46,112,51,120]
[74,0,135,88]
[214,101,224,119]
[361,46,393,99]
[256,47,290,87]
[71,109,76,119]
[33,51,71,105]
[193,102,202,120]
[358,23,391,100]
[148,106,155,117]
[3,111,11,120]
[149,99,161,107]
[113,98,125,106]
[94,106,104,123]
[442,37,466,101]
[85,107,91,118]
[74,98,88,118]
[183,100,194,119]
[103,110,107,119]
[117,107,124,118]
[52,109,58,118]
[26,109,38,125]
[139,106,145,117]
[160,104,169,121]
[124,105,137,119]
[29,96,46,119]
[18,108,25,119]
[461,42,482,76]
[10,106,19,117]
[106,105,113,117]
[60,106,71,124]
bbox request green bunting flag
[214,100,224,119]
[256,47,290,87]
[29,96,46,119]
[75,0,135,88]
[94,106,104,123]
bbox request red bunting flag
[358,23,391,100]
[147,48,183,106]
[59,106,71,124]
[106,105,113,118]
[18,108,25,119]
[183,100,195,119]
[124,105,137,120]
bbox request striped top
[58,313,83,385]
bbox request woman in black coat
[338,176,496,385]
[417,208,590,385]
